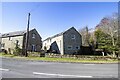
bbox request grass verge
[0,53,118,63]
[27,56,118,63]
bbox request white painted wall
[42,35,64,55]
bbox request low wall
[27,52,118,60]
[28,52,40,57]
[28,51,45,57]
[45,53,118,61]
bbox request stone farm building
[43,27,82,55]
[0,28,42,54]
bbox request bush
[13,47,22,56]
[1,49,8,54]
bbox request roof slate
[0,30,27,38]
[43,27,75,41]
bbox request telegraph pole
[25,13,30,57]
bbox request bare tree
[95,13,118,57]
[79,26,92,46]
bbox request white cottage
[43,27,82,55]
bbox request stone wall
[63,28,82,54]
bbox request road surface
[0,57,118,78]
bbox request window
[45,43,46,46]
[9,37,12,41]
[50,39,51,42]
[32,44,36,51]
[47,40,49,43]
[44,46,47,50]
[32,33,35,38]
[67,46,72,50]
[15,40,19,44]
[15,40,19,47]
[60,40,61,51]
[47,39,51,43]
[71,35,75,39]
[76,46,80,49]
[1,43,5,47]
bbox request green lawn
[0,52,118,63]
[0,53,15,57]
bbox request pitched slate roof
[43,27,76,41]
[1,30,27,38]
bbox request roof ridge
[1,30,26,38]
[43,27,75,41]
[0,28,36,38]
[1,28,36,35]
[1,30,26,34]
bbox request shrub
[13,47,22,56]
[2,49,8,54]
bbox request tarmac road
[0,57,118,78]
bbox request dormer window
[32,33,35,38]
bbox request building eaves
[0,28,37,38]
[1,30,27,38]
[43,27,75,42]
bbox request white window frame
[32,33,35,39]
